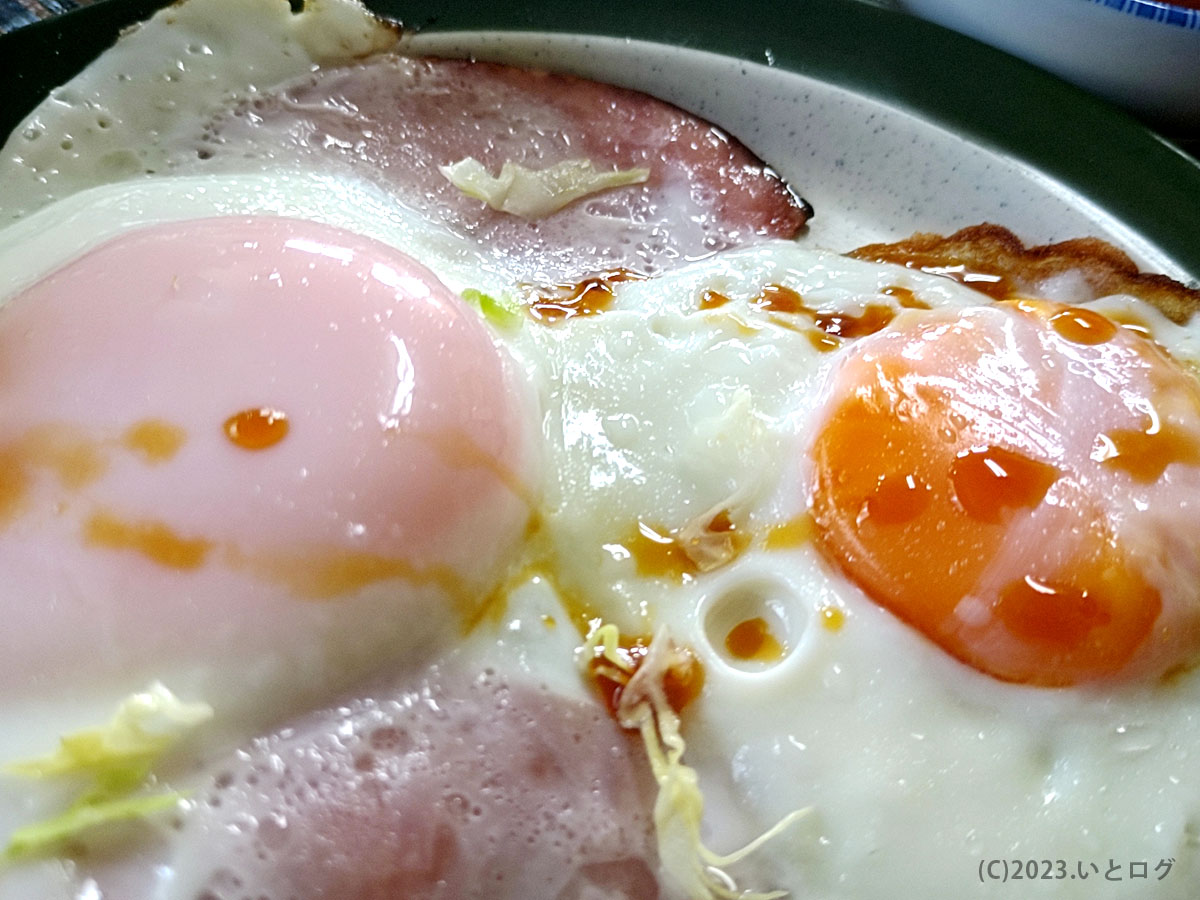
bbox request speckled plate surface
[2,0,1200,281]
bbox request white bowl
[894,0,1200,134]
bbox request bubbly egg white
[2,0,1200,895]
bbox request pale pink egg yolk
[0,216,535,705]
[810,300,1200,686]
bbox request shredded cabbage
[6,682,211,779]
[3,683,211,860]
[439,157,650,219]
[460,287,524,331]
[580,624,807,899]
[4,792,185,861]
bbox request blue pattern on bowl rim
[1092,0,1200,30]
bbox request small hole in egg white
[703,577,799,672]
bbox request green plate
[2,0,1199,279]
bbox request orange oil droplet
[996,575,1113,648]
[1049,307,1118,345]
[861,472,932,526]
[628,510,750,575]
[527,268,645,323]
[807,330,842,353]
[950,446,1058,523]
[83,511,212,570]
[988,538,1161,684]
[23,425,107,489]
[0,449,29,528]
[1098,423,1200,483]
[724,617,784,662]
[541,614,557,630]
[753,283,896,338]
[123,419,186,463]
[751,283,807,314]
[699,289,732,310]
[764,515,814,550]
[813,304,896,339]
[621,521,699,582]
[0,425,111,529]
[819,605,845,632]
[224,408,290,451]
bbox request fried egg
[1,0,1200,898]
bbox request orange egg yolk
[809,300,1200,686]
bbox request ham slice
[191,57,811,285]
[170,668,662,900]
